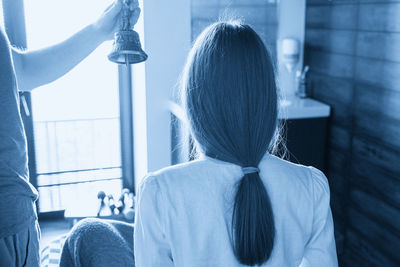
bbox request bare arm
[12,24,105,91]
[12,0,140,91]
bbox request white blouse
[134,154,338,267]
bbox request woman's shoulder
[150,158,210,176]
[262,154,330,197]
[139,159,215,187]
[261,154,308,178]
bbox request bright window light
[24,0,123,213]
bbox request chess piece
[97,191,106,216]
[108,194,117,214]
[97,191,112,217]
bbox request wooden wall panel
[306,1,400,265]
[330,191,347,252]
[307,0,358,4]
[347,207,400,262]
[353,82,400,149]
[328,125,352,152]
[352,137,400,175]
[358,3,400,32]
[359,0,400,3]
[351,155,400,209]
[324,102,351,126]
[327,147,348,168]
[356,32,400,61]
[308,73,353,106]
[307,51,354,78]
[355,57,400,92]
[306,4,358,30]
[305,28,355,55]
[310,95,351,127]
[354,114,400,150]
[344,230,398,266]
[350,190,399,235]
[329,170,348,195]
[354,83,400,121]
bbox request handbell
[108,0,148,65]
[108,30,148,64]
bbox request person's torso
[0,28,38,237]
[151,154,316,267]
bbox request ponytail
[232,171,275,265]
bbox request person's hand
[93,0,141,41]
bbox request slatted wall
[305,0,400,265]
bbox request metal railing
[33,117,123,212]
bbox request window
[5,0,191,214]
[24,0,123,213]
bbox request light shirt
[0,28,38,238]
[134,154,338,267]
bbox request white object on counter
[281,38,300,72]
[277,0,307,97]
[279,96,331,120]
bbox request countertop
[279,96,331,120]
[169,96,331,122]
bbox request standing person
[0,0,140,265]
[134,21,338,266]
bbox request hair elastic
[242,167,260,175]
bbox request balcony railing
[33,118,122,212]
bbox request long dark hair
[181,21,278,265]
